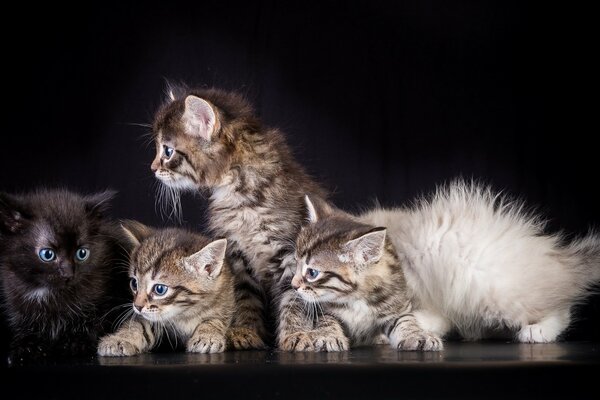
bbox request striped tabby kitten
[97,225,235,355]
[151,86,336,350]
[291,196,443,351]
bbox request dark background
[1,0,598,349]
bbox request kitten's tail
[566,232,600,290]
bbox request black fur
[0,189,131,362]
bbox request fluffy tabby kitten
[0,189,130,360]
[98,225,235,356]
[151,86,333,350]
[299,181,600,346]
[292,195,443,351]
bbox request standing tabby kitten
[98,225,235,356]
[291,196,443,351]
[151,86,336,350]
[0,189,130,360]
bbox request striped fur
[97,227,235,356]
[292,197,443,351]
[150,87,337,350]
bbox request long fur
[360,180,600,342]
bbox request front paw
[187,333,227,354]
[97,335,141,357]
[227,327,265,350]
[279,331,349,352]
[395,333,443,351]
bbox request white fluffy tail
[566,233,600,290]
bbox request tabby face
[151,93,233,192]
[128,271,182,322]
[291,250,357,304]
[292,195,387,304]
[126,230,228,323]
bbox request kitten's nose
[291,276,302,290]
[58,263,74,279]
[151,157,161,172]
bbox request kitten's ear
[182,95,217,141]
[84,190,116,218]
[304,195,334,224]
[183,238,227,279]
[164,80,186,102]
[0,193,29,234]
[341,228,387,266]
[120,220,154,247]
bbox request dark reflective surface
[5,341,599,368]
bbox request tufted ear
[83,190,116,218]
[183,238,227,279]
[304,195,334,224]
[341,228,387,266]
[182,95,217,141]
[0,193,29,234]
[120,220,154,247]
[164,80,186,103]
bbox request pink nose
[151,157,161,172]
[291,276,302,290]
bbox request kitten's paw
[373,333,390,345]
[187,333,227,354]
[395,333,443,352]
[517,324,555,343]
[280,332,315,352]
[227,327,266,350]
[279,332,349,352]
[97,336,140,357]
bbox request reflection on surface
[276,350,351,364]
[4,342,599,368]
[97,350,270,366]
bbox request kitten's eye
[38,248,56,262]
[130,277,138,292]
[75,247,90,262]
[153,284,168,296]
[163,145,174,159]
[306,268,320,281]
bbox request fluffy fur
[359,180,600,343]
[0,189,130,360]
[98,225,236,356]
[292,196,443,351]
[150,86,333,350]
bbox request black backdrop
[1,0,598,348]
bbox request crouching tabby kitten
[98,225,235,356]
[0,189,130,360]
[291,196,443,351]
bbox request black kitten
[0,189,131,361]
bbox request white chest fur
[330,299,378,343]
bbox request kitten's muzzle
[291,275,302,290]
[58,263,74,279]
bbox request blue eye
[130,277,138,292]
[153,284,168,296]
[38,248,56,262]
[163,145,174,159]
[75,247,90,261]
[306,268,320,280]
